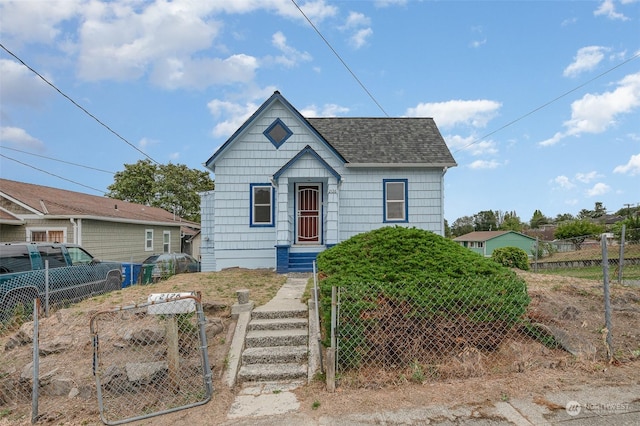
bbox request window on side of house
[145,229,154,251]
[27,228,66,243]
[163,231,171,253]
[250,184,274,227]
[383,179,408,223]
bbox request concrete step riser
[245,334,308,348]
[251,310,307,320]
[238,363,307,382]
[242,346,308,364]
[248,318,308,331]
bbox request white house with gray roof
[201,91,456,272]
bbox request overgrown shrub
[316,226,530,367]
[491,247,530,270]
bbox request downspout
[441,167,448,237]
[69,218,81,245]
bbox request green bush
[491,247,530,270]
[316,227,530,363]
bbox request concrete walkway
[224,275,315,421]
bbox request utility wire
[453,51,640,154]
[0,154,106,194]
[291,0,389,117]
[0,145,115,174]
[0,43,159,164]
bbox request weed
[501,392,509,402]
[0,409,11,419]
[410,360,425,383]
[312,400,321,410]
[273,389,282,394]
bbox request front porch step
[248,317,308,331]
[238,362,308,382]
[251,308,307,320]
[242,345,308,364]
[245,328,308,348]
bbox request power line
[0,42,159,164]
[453,51,640,154]
[0,145,115,174]
[0,153,106,194]
[290,0,389,117]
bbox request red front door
[297,184,321,244]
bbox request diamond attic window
[264,119,292,147]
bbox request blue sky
[0,0,638,224]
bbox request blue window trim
[383,179,408,223]
[263,118,293,148]
[250,183,275,227]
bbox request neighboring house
[201,91,457,273]
[454,230,536,257]
[0,179,199,263]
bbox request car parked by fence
[141,253,200,281]
[0,242,123,322]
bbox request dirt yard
[1,269,639,425]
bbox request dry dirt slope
[1,269,639,425]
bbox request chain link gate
[90,292,212,425]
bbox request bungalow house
[453,230,536,257]
[0,178,198,263]
[201,91,457,273]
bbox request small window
[163,231,171,253]
[383,179,408,223]
[27,228,66,243]
[250,184,274,227]
[263,118,292,148]
[145,229,154,251]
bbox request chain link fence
[91,293,212,424]
[326,237,640,388]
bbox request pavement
[220,275,640,425]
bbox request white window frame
[25,227,67,243]
[145,229,154,251]
[163,231,171,253]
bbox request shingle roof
[0,179,196,226]
[453,230,535,242]
[306,117,457,167]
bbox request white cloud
[586,182,611,196]
[343,11,371,28]
[350,28,373,49]
[575,171,602,183]
[0,59,53,107]
[207,86,277,138]
[553,175,576,190]
[0,126,45,151]
[468,159,501,170]
[539,72,640,146]
[374,0,408,7]
[300,104,349,117]
[406,99,502,129]
[613,152,640,175]
[594,0,630,20]
[169,152,180,161]
[138,137,157,149]
[270,31,312,68]
[0,0,80,44]
[563,46,608,78]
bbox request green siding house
[453,231,536,257]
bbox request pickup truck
[0,242,122,321]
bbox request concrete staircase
[237,305,309,382]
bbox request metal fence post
[31,298,40,424]
[601,234,614,361]
[618,224,626,284]
[44,260,49,318]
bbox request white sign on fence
[147,292,196,315]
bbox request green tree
[578,202,607,220]
[554,220,604,250]
[554,213,574,223]
[451,215,474,237]
[529,209,550,229]
[444,219,452,238]
[107,160,214,222]
[612,214,640,243]
[499,211,524,231]
[474,210,498,231]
